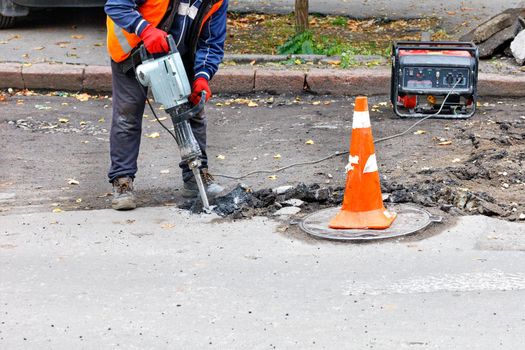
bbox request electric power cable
[211,80,462,180]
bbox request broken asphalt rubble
[460,7,525,64]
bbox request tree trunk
[295,0,309,33]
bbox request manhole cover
[300,204,441,241]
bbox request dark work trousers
[108,60,208,183]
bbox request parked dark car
[0,0,105,28]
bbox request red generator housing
[391,41,479,119]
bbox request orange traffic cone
[329,96,397,230]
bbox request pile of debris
[460,8,525,64]
[181,183,345,218]
[181,177,514,220]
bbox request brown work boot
[111,176,136,210]
[182,169,224,199]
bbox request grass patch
[225,13,448,58]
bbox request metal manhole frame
[299,204,441,242]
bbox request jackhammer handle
[138,34,178,62]
[169,92,206,124]
[167,35,178,54]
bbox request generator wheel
[0,15,15,29]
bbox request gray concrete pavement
[231,0,522,20]
[1,207,525,348]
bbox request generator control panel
[403,67,470,90]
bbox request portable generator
[390,41,479,119]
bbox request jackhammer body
[135,35,210,211]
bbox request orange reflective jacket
[107,0,170,63]
[107,0,224,63]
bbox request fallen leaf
[146,132,160,138]
[76,198,82,203]
[75,93,90,102]
[248,101,258,107]
[98,117,105,123]
[216,154,226,160]
[413,130,426,135]
[161,223,176,229]
[268,175,277,180]
[58,118,69,123]
[71,35,84,39]
[67,179,80,185]
[312,101,321,105]
[52,208,63,213]
[160,169,170,174]
[33,46,45,51]
[274,154,282,159]
[326,60,341,65]
[305,139,315,145]
[79,121,87,126]
[438,140,452,146]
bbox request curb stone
[0,63,24,89]
[0,62,525,97]
[22,63,85,91]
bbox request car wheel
[0,14,15,29]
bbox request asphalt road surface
[1,91,525,348]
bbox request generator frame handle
[393,41,479,55]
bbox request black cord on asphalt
[212,80,461,180]
[146,97,180,141]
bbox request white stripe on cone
[352,111,371,129]
[363,154,378,173]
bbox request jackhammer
[135,35,211,211]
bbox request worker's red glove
[139,24,169,54]
[189,77,212,105]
